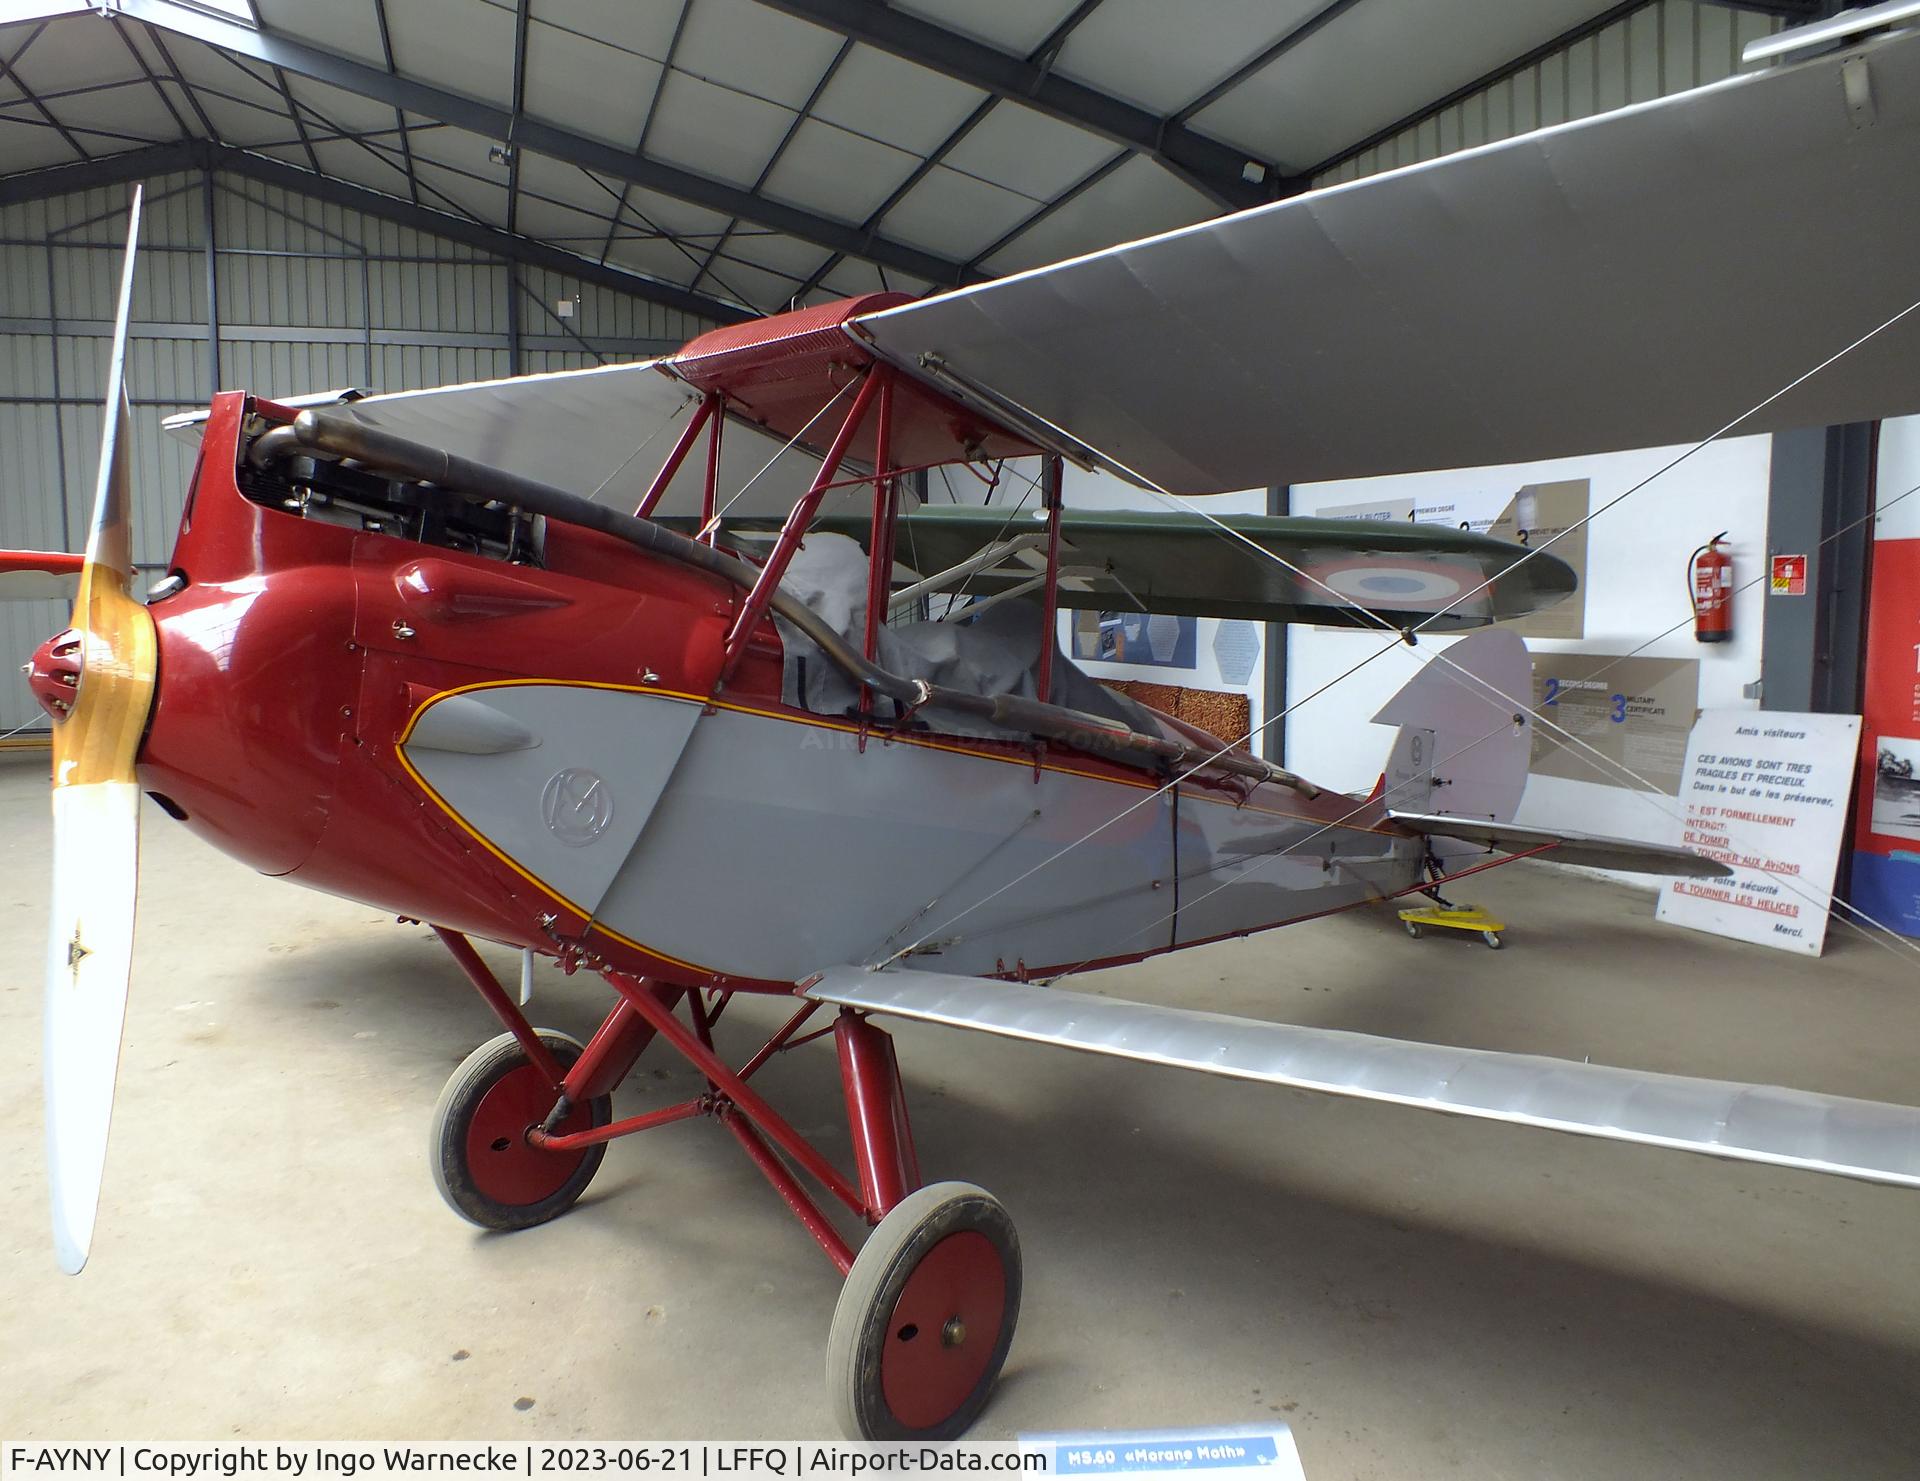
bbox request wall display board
[1657,709,1861,955]
[1071,611,1198,669]
[1059,471,1270,754]
[1316,478,1590,638]
[1530,653,1700,796]
[1287,436,1771,848]
[1852,415,1920,938]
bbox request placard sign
[1657,709,1862,955]
[1024,1427,1307,1481]
[1770,553,1808,595]
[1530,652,1699,795]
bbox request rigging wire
[695,376,857,540]
[1032,477,1920,982]
[587,397,683,503]
[1116,476,1920,962]
[873,295,1920,968]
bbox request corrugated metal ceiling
[0,0,1807,322]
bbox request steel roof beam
[505,0,529,236]
[749,0,1280,209]
[794,0,1112,302]
[369,0,420,206]
[107,0,971,286]
[1308,0,1819,181]
[0,21,90,160]
[0,140,752,325]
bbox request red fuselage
[40,390,1412,990]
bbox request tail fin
[1373,629,1532,839]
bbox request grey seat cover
[772,534,1161,739]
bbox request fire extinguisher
[1688,531,1733,644]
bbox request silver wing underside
[804,967,1920,1191]
[1386,811,1732,878]
[854,26,1920,493]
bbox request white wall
[1878,415,1920,537]
[1286,434,1774,848]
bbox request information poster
[1529,653,1699,795]
[1072,610,1197,669]
[1318,478,1589,638]
[1657,709,1862,955]
[1852,526,1920,937]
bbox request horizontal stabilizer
[803,967,1920,1190]
[1388,811,1731,878]
[1,550,82,603]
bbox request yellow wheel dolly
[1399,902,1506,949]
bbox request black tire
[1403,919,1423,939]
[430,1029,611,1231]
[826,1181,1021,1441]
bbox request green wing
[669,504,1576,631]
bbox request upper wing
[1388,810,1732,878]
[167,361,825,518]
[803,966,1920,1190]
[852,26,1920,493]
[691,503,1576,630]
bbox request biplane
[20,18,1920,1440]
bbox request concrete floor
[3,751,1919,1474]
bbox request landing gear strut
[426,928,1021,1438]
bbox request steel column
[43,237,70,550]
[201,170,220,395]
[1264,483,1290,766]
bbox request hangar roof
[0,0,1803,322]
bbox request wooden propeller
[44,186,157,1274]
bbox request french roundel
[1302,558,1484,610]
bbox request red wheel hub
[879,1230,1008,1431]
[463,1063,596,1206]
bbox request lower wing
[803,966,1920,1191]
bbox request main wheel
[430,1029,611,1231]
[1482,930,1504,949]
[1402,918,1423,939]
[827,1181,1021,1441]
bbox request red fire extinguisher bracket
[1689,531,1734,645]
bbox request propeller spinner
[42,186,157,1273]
